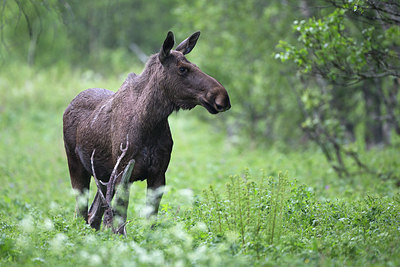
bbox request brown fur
[63,31,230,229]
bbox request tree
[175,0,304,145]
[0,0,62,66]
[0,0,178,68]
[277,0,400,176]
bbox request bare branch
[88,135,134,234]
[14,0,32,38]
[90,149,107,206]
[106,135,129,204]
[108,136,129,186]
[129,43,148,64]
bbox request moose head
[158,31,231,114]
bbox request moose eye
[179,67,188,74]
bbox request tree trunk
[362,79,384,149]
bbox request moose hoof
[88,212,102,230]
[114,224,127,236]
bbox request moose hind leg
[146,174,166,219]
[66,153,91,223]
[88,188,107,230]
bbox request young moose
[63,31,231,233]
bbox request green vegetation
[276,1,400,177]
[1,66,399,266]
[1,0,400,266]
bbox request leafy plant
[1,60,399,267]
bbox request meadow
[0,64,399,266]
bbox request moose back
[63,31,231,233]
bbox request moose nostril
[213,91,230,112]
[215,103,224,111]
[214,96,230,112]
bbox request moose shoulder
[63,31,231,233]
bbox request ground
[0,65,399,266]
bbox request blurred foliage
[276,0,400,176]
[1,0,399,178]
[0,0,179,68]
[1,1,399,265]
[0,0,305,146]
[1,55,399,266]
[175,1,304,145]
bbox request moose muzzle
[201,86,231,114]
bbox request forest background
[0,0,399,266]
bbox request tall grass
[0,64,399,266]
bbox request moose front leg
[108,179,132,235]
[104,158,135,235]
[146,175,166,219]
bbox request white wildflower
[89,254,102,266]
[178,188,194,203]
[194,222,207,232]
[49,201,59,210]
[50,233,68,253]
[42,218,54,231]
[19,215,34,233]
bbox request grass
[0,64,399,266]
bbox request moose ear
[159,31,175,63]
[175,31,200,55]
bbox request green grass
[0,64,399,266]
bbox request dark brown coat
[63,31,230,230]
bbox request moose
[63,31,231,234]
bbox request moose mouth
[200,100,219,114]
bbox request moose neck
[115,55,176,134]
